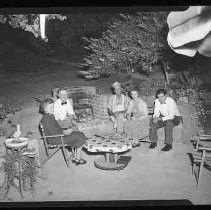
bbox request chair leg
[62,146,69,167]
[192,162,196,176]
[196,150,206,190]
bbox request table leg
[105,153,109,163]
[114,153,118,163]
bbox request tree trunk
[162,61,170,85]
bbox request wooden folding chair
[190,132,211,189]
[39,123,76,167]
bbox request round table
[84,133,138,170]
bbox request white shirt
[54,98,75,121]
[153,97,181,121]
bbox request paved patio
[12,139,210,205]
[1,102,211,205]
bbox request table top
[84,132,139,153]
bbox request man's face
[59,90,68,101]
[157,93,167,104]
[114,86,122,96]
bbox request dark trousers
[149,116,182,145]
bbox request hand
[152,117,160,124]
[63,128,73,135]
[126,113,131,120]
[69,114,77,119]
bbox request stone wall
[52,86,97,104]
[90,94,112,120]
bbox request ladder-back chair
[190,132,211,189]
[39,123,76,167]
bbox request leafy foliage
[170,87,208,128]
[79,12,170,79]
[0,149,39,199]
[122,76,208,129]
[0,14,66,40]
[121,78,167,97]
[0,103,21,122]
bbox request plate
[5,137,29,149]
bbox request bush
[121,78,167,97]
[170,87,208,128]
[122,76,208,129]
[79,12,169,79]
[0,104,21,122]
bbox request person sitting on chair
[123,88,149,140]
[54,88,78,131]
[149,89,182,151]
[40,98,87,165]
[107,81,130,133]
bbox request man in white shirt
[54,88,78,131]
[149,89,182,151]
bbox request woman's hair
[39,98,54,114]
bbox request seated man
[107,81,130,133]
[40,98,87,165]
[149,88,182,151]
[54,88,78,131]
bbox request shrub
[79,12,169,79]
[122,76,208,129]
[0,104,21,122]
[121,78,167,97]
[170,87,208,128]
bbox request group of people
[39,88,87,165]
[39,82,182,167]
[107,81,182,152]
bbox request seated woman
[123,89,150,139]
[39,98,87,165]
[107,81,130,133]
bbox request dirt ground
[0,62,211,205]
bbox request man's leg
[149,118,165,143]
[164,120,175,145]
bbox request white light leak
[40,14,46,39]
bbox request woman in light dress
[107,81,130,133]
[123,89,150,140]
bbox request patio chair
[39,123,76,167]
[190,132,211,189]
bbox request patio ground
[0,62,211,205]
[4,139,211,205]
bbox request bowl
[5,137,29,149]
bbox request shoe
[161,144,172,151]
[75,159,87,166]
[72,158,87,165]
[149,142,157,149]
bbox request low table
[84,133,139,170]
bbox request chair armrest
[198,135,211,140]
[198,147,211,152]
[192,135,211,142]
[43,134,65,138]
